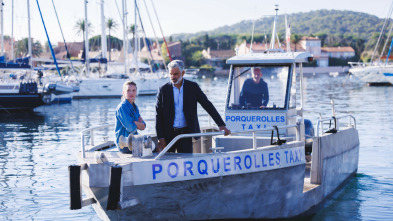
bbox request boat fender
[304,119,314,154]
[270,125,286,145]
[325,116,337,134]
[107,166,122,210]
[69,165,82,210]
[304,119,315,138]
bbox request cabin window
[227,65,291,110]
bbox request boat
[42,80,79,103]
[348,1,393,86]
[68,50,359,220]
[72,72,167,98]
[348,62,393,86]
[0,80,52,111]
[68,7,359,220]
[70,0,168,99]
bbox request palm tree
[74,19,94,39]
[106,18,118,61]
[74,19,93,59]
[291,34,302,52]
[129,24,135,39]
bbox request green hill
[172,10,385,42]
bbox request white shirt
[172,79,187,128]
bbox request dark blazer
[155,79,225,141]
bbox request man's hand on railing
[157,138,167,152]
[219,126,231,136]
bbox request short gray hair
[168,60,184,72]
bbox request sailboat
[348,0,393,86]
[0,0,54,110]
[72,0,168,98]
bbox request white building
[321,47,355,58]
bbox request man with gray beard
[155,60,230,153]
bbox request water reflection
[0,75,392,220]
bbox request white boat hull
[73,76,168,98]
[349,65,393,84]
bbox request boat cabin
[207,52,313,152]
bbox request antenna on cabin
[250,18,256,53]
[250,6,258,54]
[285,14,291,52]
[270,4,279,49]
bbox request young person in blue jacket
[115,81,146,153]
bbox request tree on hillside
[15,38,43,58]
[106,18,119,61]
[181,41,203,67]
[203,33,210,48]
[191,51,204,67]
[315,33,328,46]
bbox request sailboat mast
[150,0,172,61]
[1,0,3,57]
[100,0,107,61]
[84,0,90,75]
[27,0,32,73]
[122,0,128,75]
[11,0,14,61]
[285,14,291,52]
[125,0,130,73]
[270,5,278,49]
[134,0,139,73]
[142,0,167,71]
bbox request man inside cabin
[155,60,231,153]
[239,67,269,108]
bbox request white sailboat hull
[349,65,393,84]
[73,75,168,98]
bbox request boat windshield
[227,65,293,110]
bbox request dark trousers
[167,127,193,153]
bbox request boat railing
[80,114,213,158]
[316,115,356,137]
[348,61,370,68]
[155,124,299,160]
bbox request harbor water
[1,75,392,220]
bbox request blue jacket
[239,78,269,107]
[115,99,145,153]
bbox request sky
[1,0,393,45]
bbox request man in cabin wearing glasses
[155,60,231,153]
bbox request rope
[371,1,393,63]
[135,1,154,73]
[142,0,167,72]
[150,0,172,61]
[51,0,76,74]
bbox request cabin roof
[226,52,312,65]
